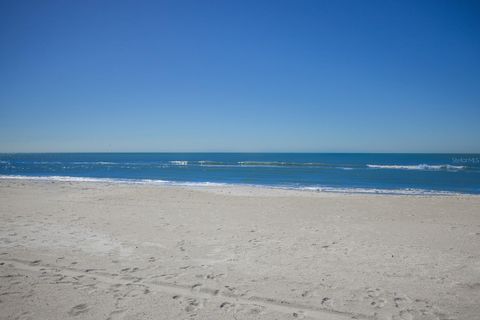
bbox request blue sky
[0,0,479,152]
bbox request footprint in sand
[232,303,266,316]
[172,295,205,315]
[220,301,234,310]
[106,309,127,320]
[184,298,203,313]
[191,283,202,292]
[202,273,225,280]
[68,303,89,316]
[14,311,32,320]
[393,295,411,308]
[398,310,414,320]
[29,260,41,266]
[292,311,306,319]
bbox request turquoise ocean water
[0,153,479,195]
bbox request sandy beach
[1,179,479,320]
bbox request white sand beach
[1,179,479,320]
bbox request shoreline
[1,174,477,197]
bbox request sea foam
[169,161,188,166]
[0,175,460,196]
[367,164,465,171]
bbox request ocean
[0,153,479,195]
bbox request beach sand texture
[1,179,479,320]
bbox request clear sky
[0,0,479,153]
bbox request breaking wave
[0,175,463,196]
[367,164,465,171]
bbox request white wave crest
[0,175,226,187]
[71,161,118,165]
[297,186,458,195]
[169,161,188,166]
[367,164,465,171]
[0,175,466,196]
